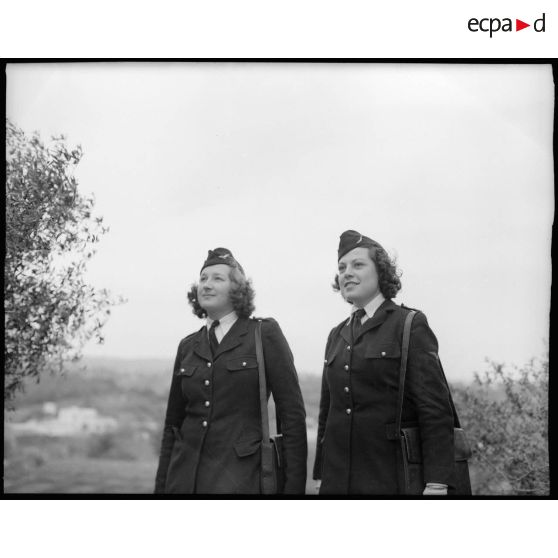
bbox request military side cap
[338,230,378,260]
[201,247,245,274]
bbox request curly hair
[187,266,256,319]
[333,244,402,300]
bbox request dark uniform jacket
[155,317,307,494]
[313,299,455,494]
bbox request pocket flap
[324,352,337,366]
[365,343,401,359]
[227,357,258,371]
[177,365,197,376]
[234,438,262,457]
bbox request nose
[201,280,214,292]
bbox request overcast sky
[6,63,553,382]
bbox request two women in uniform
[155,234,460,495]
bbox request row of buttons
[345,345,353,416]
[204,363,213,427]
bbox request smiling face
[338,247,380,308]
[197,264,235,320]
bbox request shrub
[452,356,549,495]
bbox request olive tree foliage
[452,356,549,495]
[5,120,121,404]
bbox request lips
[344,282,359,288]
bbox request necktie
[208,320,220,356]
[351,308,366,342]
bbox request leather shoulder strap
[255,320,271,443]
[395,310,461,432]
[395,310,416,436]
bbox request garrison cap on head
[200,247,245,274]
[338,230,378,261]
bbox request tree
[452,356,549,495]
[5,119,122,403]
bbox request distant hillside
[9,357,323,420]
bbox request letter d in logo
[534,13,546,32]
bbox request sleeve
[153,340,188,494]
[261,319,308,495]
[312,328,335,480]
[405,311,455,487]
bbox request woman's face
[338,247,380,308]
[197,264,235,319]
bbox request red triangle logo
[516,19,530,31]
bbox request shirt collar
[206,310,238,329]
[351,292,386,321]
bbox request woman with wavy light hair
[155,247,307,494]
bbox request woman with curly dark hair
[313,230,463,495]
[154,247,307,494]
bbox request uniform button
[180,368,185,372]
[381,351,386,357]
[347,345,351,351]
[344,365,349,371]
[204,401,210,407]
[204,380,210,386]
[242,362,247,367]
[346,408,352,415]
[207,362,212,367]
[344,386,350,393]
[324,359,327,364]
[202,420,208,427]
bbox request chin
[199,302,215,313]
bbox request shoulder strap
[395,310,461,434]
[395,310,416,436]
[255,319,282,435]
[255,320,271,443]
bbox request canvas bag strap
[255,319,277,494]
[255,320,271,443]
[255,320,282,435]
[395,310,416,436]
[395,310,461,431]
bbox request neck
[207,308,234,321]
[353,291,382,309]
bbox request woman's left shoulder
[251,316,285,338]
[251,315,280,329]
[392,302,429,323]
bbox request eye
[338,265,345,273]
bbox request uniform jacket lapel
[340,318,352,345]
[193,328,212,362]
[354,299,397,341]
[214,317,250,360]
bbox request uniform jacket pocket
[365,343,401,359]
[324,352,337,366]
[176,364,197,377]
[234,437,262,457]
[226,356,258,372]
